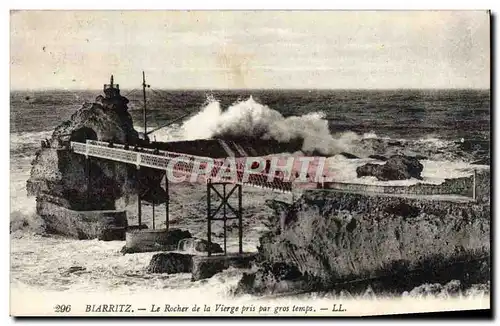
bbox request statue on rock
[26,75,166,238]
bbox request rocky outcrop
[36,200,128,240]
[356,155,423,180]
[26,86,166,237]
[152,137,305,158]
[177,238,223,254]
[122,228,192,254]
[236,189,490,295]
[235,262,311,295]
[146,252,257,280]
[147,252,194,274]
[191,253,257,281]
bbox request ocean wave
[143,96,387,157]
[10,130,53,155]
[140,96,485,162]
[10,96,487,232]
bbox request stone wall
[322,168,490,203]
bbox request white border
[2,1,497,325]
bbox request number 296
[54,305,71,313]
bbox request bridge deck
[70,140,476,203]
[70,140,293,193]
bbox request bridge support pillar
[137,167,142,226]
[206,181,243,257]
[85,157,91,210]
[152,201,155,229]
[165,175,169,231]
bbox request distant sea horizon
[10,88,491,92]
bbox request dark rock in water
[153,136,305,159]
[127,224,148,231]
[413,155,428,160]
[35,202,128,240]
[163,229,192,247]
[310,149,327,157]
[147,252,193,274]
[472,158,490,165]
[339,152,359,159]
[98,213,128,241]
[240,189,490,295]
[356,163,381,179]
[99,227,126,241]
[61,266,88,276]
[122,228,192,254]
[192,253,257,281]
[368,154,387,161]
[191,258,227,281]
[388,141,403,146]
[457,139,490,153]
[356,155,423,181]
[67,266,86,273]
[310,150,358,159]
[234,261,315,295]
[26,84,167,238]
[177,238,223,253]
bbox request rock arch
[70,127,98,143]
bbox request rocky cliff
[26,89,166,236]
[236,171,490,295]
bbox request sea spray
[141,95,483,163]
[176,96,363,156]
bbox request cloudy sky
[10,10,490,90]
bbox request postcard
[10,10,491,317]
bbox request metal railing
[71,140,293,193]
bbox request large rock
[356,155,424,181]
[238,189,490,295]
[177,238,223,254]
[122,228,192,254]
[191,253,257,281]
[147,252,193,274]
[235,262,309,295]
[26,86,166,237]
[36,200,127,240]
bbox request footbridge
[71,140,294,192]
[70,139,297,256]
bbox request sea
[9,89,491,302]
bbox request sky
[10,10,490,90]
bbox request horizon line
[10,87,491,92]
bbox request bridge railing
[70,140,292,192]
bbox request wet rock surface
[235,262,314,295]
[26,89,165,237]
[147,252,194,274]
[236,188,490,295]
[122,228,192,254]
[27,96,139,210]
[191,253,257,281]
[356,155,424,180]
[368,154,388,161]
[191,258,227,281]
[177,238,223,253]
